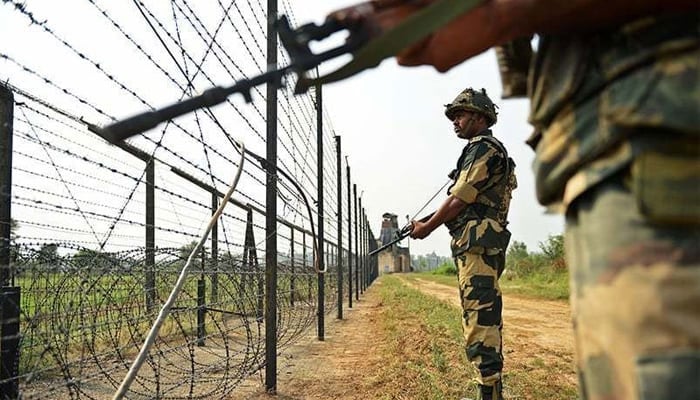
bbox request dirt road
[400,276,577,396]
[234,275,577,399]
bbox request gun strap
[296,0,485,92]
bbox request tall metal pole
[362,209,367,291]
[335,136,343,320]
[346,163,353,309]
[210,193,218,303]
[353,184,359,301]
[0,83,19,400]
[145,159,156,312]
[265,0,278,392]
[315,83,325,341]
[290,228,295,306]
[0,85,13,288]
[364,211,368,288]
[358,197,364,295]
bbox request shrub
[431,261,457,276]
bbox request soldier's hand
[410,220,431,239]
[327,1,435,46]
[395,3,503,72]
[327,0,509,73]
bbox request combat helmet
[444,87,498,126]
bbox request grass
[500,267,570,300]
[370,275,480,400]
[372,270,578,399]
[410,261,570,301]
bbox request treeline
[411,252,453,271]
[427,234,569,299]
[505,234,566,275]
[503,234,568,299]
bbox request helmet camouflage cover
[444,87,498,126]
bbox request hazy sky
[1,1,564,258]
[292,3,563,257]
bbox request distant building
[377,213,411,274]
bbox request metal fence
[0,1,378,399]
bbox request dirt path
[399,276,577,393]
[231,283,389,400]
[232,275,577,399]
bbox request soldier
[410,87,517,400]
[329,1,699,399]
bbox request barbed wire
[0,1,372,398]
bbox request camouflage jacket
[527,12,699,210]
[445,129,517,257]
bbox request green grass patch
[372,274,577,400]
[413,256,570,301]
[373,275,479,400]
[500,267,569,300]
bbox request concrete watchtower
[377,212,411,274]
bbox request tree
[538,234,566,270]
[38,243,60,270]
[179,240,207,261]
[507,241,529,260]
[72,248,121,271]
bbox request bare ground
[233,274,576,399]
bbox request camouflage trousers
[455,250,505,387]
[565,169,700,399]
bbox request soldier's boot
[478,380,503,400]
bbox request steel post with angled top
[0,82,19,400]
[347,163,353,309]
[353,184,359,301]
[315,82,325,341]
[265,0,279,392]
[335,136,343,319]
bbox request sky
[1,1,563,258]
[292,3,563,257]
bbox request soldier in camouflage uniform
[329,1,699,399]
[410,87,516,400]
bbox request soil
[232,274,576,399]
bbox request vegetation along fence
[0,1,379,399]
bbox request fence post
[145,158,156,312]
[242,208,263,321]
[210,193,218,303]
[358,198,364,295]
[0,84,19,400]
[303,231,310,302]
[290,228,295,306]
[315,83,325,341]
[346,164,352,309]
[353,184,359,301]
[363,211,368,289]
[0,85,14,287]
[196,247,206,347]
[265,0,279,392]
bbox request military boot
[478,380,503,400]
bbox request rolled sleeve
[449,173,479,203]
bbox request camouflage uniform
[527,12,700,399]
[445,119,517,393]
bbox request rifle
[95,0,486,143]
[368,212,434,256]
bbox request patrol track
[231,275,577,399]
[399,276,577,399]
